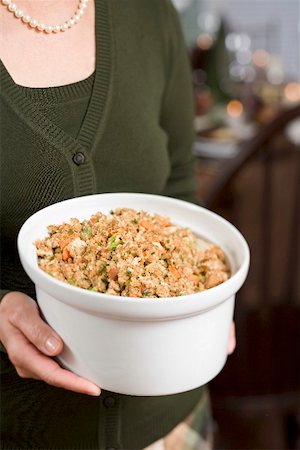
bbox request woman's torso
[0,1,207,449]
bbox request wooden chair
[202,105,300,449]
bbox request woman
[0,1,235,448]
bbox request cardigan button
[72,152,85,165]
[103,395,116,408]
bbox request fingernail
[89,386,101,396]
[45,336,60,352]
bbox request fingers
[2,292,63,356]
[227,321,236,355]
[9,327,100,395]
[0,292,101,396]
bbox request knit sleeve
[0,290,11,301]
[160,1,202,205]
[0,291,10,352]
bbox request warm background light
[196,33,213,50]
[227,100,244,118]
[284,82,300,102]
[252,49,270,68]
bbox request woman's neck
[0,0,96,88]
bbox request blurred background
[172,1,300,449]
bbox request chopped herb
[99,262,108,274]
[108,235,116,245]
[88,286,98,292]
[110,210,114,214]
[67,279,75,285]
[131,219,138,225]
[125,280,131,286]
[126,269,132,276]
[143,289,150,296]
[82,227,92,238]
[108,235,122,251]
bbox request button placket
[72,151,85,165]
[101,392,122,449]
[103,395,116,408]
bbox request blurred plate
[193,127,240,159]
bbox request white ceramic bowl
[18,193,249,396]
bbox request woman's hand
[227,322,236,355]
[0,291,101,396]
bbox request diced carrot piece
[60,237,72,249]
[62,248,71,261]
[139,220,153,230]
[168,266,181,279]
[108,267,119,280]
[59,234,80,249]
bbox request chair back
[204,105,300,397]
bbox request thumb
[43,332,64,356]
[227,322,236,355]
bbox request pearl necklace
[1,0,89,33]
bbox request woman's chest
[1,88,170,237]
[0,2,96,88]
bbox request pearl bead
[29,19,38,27]
[8,2,16,11]
[14,8,23,17]
[2,0,88,33]
[37,23,45,31]
[67,18,75,27]
[22,14,30,23]
[45,25,53,33]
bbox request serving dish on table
[18,193,250,396]
[193,126,241,159]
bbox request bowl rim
[17,193,250,318]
